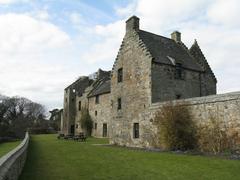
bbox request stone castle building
[61,16,219,147]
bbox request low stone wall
[0,132,29,180]
[151,91,240,124]
[147,92,240,146]
[110,91,240,148]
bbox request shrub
[197,114,240,154]
[80,107,93,136]
[154,102,197,151]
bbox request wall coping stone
[150,91,240,109]
[0,132,29,180]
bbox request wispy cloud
[0,0,239,110]
[0,0,28,4]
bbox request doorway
[70,125,75,135]
[102,123,107,137]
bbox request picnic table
[73,133,87,142]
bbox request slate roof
[65,76,93,96]
[138,30,204,72]
[88,79,110,97]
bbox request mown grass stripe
[20,134,240,180]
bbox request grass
[0,140,20,158]
[20,134,240,180]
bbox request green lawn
[0,140,20,158]
[20,134,240,180]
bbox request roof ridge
[139,30,174,42]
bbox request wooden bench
[64,134,74,140]
[73,133,86,142]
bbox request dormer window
[117,68,123,83]
[175,63,183,79]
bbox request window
[95,111,97,116]
[175,63,183,79]
[117,68,123,83]
[103,123,107,137]
[133,123,139,138]
[95,123,97,130]
[78,101,81,111]
[95,95,99,104]
[117,98,122,110]
[75,124,78,129]
[176,94,181,99]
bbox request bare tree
[0,95,47,138]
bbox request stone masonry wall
[112,92,240,148]
[0,132,29,180]
[88,93,111,137]
[151,62,202,102]
[110,29,152,147]
[74,86,92,135]
[200,73,216,96]
[62,87,76,135]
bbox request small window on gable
[133,123,139,138]
[175,63,183,80]
[118,68,123,83]
[117,98,122,110]
[176,94,181,99]
[78,101,81,111]
[95,95,99,104]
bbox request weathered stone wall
[0,132,29,180]
[110,92,240,148]
[151,91,240,124]
[189,40,217,96]
[62,77,91,135]
[89,93,111,137]
[62,87,76,135]
[151,62,202,102]
[74,86,92,135]
[200,73,216,96]
[110,27,152,146]
[60,110,63,133]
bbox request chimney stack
[171,31,181,42]
[126,15,139,33]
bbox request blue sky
[0,0,240,111]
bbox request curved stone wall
[0,132,29,180]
